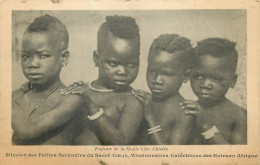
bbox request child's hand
[132,90,152,117]
[61,81,88,99]
[180,100,211,132]
[20,82,30,92]
[132,90,152,107]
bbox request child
[133,34,194,145]
[62,15,143,145]
[181,38,247,144]
[12,14,84,145]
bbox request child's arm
[87,96,143,145]
[134,91,193,145]
[181,100,230,144]
[168,113,193,144]
[62,82,143,145]
[133,90,166,144]
[12,94,83,140]
[230,109,247,144]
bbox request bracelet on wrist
[147,125,162,134]
[201,125,219,139]
[88,108,104,120]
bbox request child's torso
[192,100,240,144]
[137,95,185,144]
[86,86,134,126]
[13,87,80,145]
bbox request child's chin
[198,98,220,107]
[112,84,130,92]
[152,95,166,101]
[29,79,42,85]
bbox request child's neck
[93,79,131,92]
[31,79,62,93]
[152,92,183,103]
[198,97,228,109]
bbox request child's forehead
[23,31,55,43]
[23,31,62,47]
[22,32,63,53]
[102,34,139,57]
[195,54,235,72]
[197,54,234,66]
[149,49,184,63]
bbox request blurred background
[12,10,247,108]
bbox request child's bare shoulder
[224,100,247,119]
[12,88,25,102]
[12,89,22,97]
[123,92,142,107]
[166,96,185,116]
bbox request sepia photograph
[12,10,247,145]
[1,0,259,164]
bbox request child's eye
[214,78,222,82]
[194,74,203,80]
[214,77,227,84]
[162,72,175,76]
[22,54,30,60]
[40,54,50,59]
[127,63,138,68]
[147,69,156,74]
[108,61,119,67]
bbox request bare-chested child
[61,15,143,145]
[181,38,247,144]
[133,34,194,144]
[12,14,84,145]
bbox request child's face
[95,35,140,91]
[21,32,63,86]
[146,49,186,101]
[190,54,237,106]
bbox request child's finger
[135,95,145,101]
[133,89,143,93]
[180,100,196,106]
[132,91,146,99]
[61,85,82,94]
[71,90,84,95]
[62,88,80,95]
[184,110,200,115]
[134,92,146,98]
[60,85,76,93]
[133,90,144,96]
[75,80,84,86]
[134,95,145,103]
[181,103,198,110]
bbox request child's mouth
[199,93,211,98]
[114,80,128,85]
[151,88,162,94]
[28,73,42,79]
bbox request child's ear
[229,74,238,88]
[93,50,99,67]
[183,69,191,83]
[61,49,70,67]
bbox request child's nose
[152,74,163,85]
[200,78,213,89]
[28,56,40,68]
[117,65,128,76]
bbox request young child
[12,14,84,145]
[133,34,194,145]
[62,15,143,145]
[181,38,247,144]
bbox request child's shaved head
[25,14,69,51]
[97,15,140,54]
[195,38,238,72]
[149,34,194,70]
